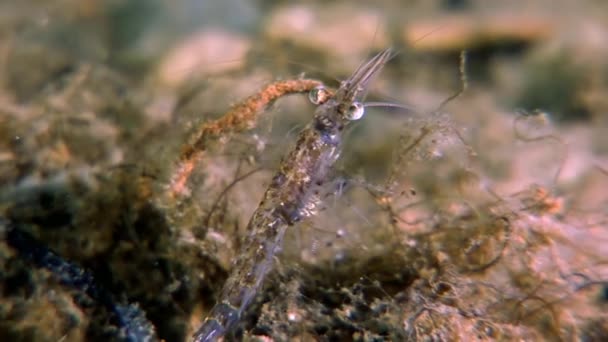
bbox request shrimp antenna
[364,101,420,116]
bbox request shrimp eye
[345,102,365,120]
[308,85,331,105]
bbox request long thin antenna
[364,101,420,116]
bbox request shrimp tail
[193,303,239,342]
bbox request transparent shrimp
[193,49,394,342]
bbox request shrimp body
[193,49,393,342]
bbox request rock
[404,13,553,53]
[156,29,252,88]
[264,4,389,71]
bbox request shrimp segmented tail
[193,49,393,342]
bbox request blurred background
[1,0,607,341]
